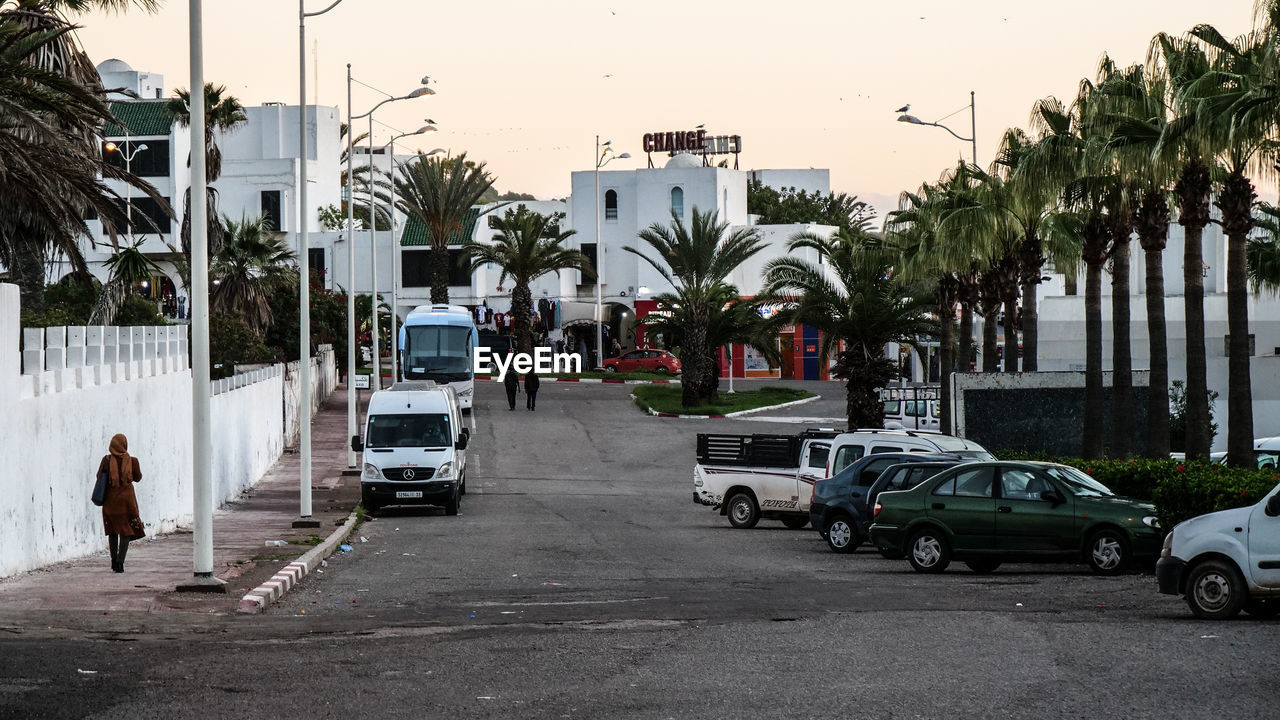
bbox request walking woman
[524,371,540,411]
[503,366,520,411]
[98,433,145,572]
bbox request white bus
[399,304,478,411]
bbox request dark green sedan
[868,461,1163,574]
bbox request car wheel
[907,528,951,573]
[781,515,809,530]
[1184,559,1248,620]
[1086,529,1130,575]
[823,515,859,553]
[654,366,671,375]
[965,559,1002,574]
[878,548,905,560]
[1244,598,1280,618]
[725,492,759,529]
[444,487,460,517]
[603,365,617,372]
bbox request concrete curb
[237,509,360,614]
[632,393,820,419]
[479,376,679,385]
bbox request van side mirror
[351,435,363,453]
[455,434,468,450]
[1267,494,1280,518]
[1040,489,1064,506]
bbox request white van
[1156,481,1280,619]
[826,429,993,477]
[352,382,470,515]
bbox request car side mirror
[1266,494,1280,518]
[351,435,363,453]
[1040,490,1064,506]
[455,434,468,451]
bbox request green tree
[211,213,296,336]
[747,180,877,236]
[90,240,162,325]
[1248,203,1280,294]
[393,152,496,304]
[763,230,936,428]
[168,82,247,257]
[625,208,767,407]
[462,206,589,354]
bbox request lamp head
[407,87,435,98]
[425,147,447,157]
[617,152,631,159]
[416,125,438,135]
[898,114,925,125]
[136,143,148,152]
[602,139,612,147]
[105,141,118,152]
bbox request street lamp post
[386,127,440,385]
[345,74,433,456]
[593,137,630,369]
[896,91,977,164]
[293,0,344,528]
[104,140,148,244]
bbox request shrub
[996,451,1279,529]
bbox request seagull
[895,104,910,113]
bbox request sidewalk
[0,385,364,614]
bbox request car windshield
[926,436,994,460]
[367,413,451,449]
[1044,465,1114,497]
[405,326,472,382]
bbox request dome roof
[664,153,703,169]
[97,58,134,73]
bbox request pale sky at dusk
[73,1,1259,221]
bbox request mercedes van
[353,382,470,515]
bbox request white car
[1156,481,1280,619]
[826,429,993,476]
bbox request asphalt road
[3,380,1278,719]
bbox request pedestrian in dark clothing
[98,433,145,573]
[503,368,520,410]
[525,371,540,411]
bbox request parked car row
[691,428,1280,620]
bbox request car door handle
[931,503,945,510]
[997,506,1012,513]
[849,492,862,499]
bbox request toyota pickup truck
[693,429,839,529]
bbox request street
[2,380,1277,720]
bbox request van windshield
[367,413,451,449]
[927,435,994,460]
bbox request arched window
[605,189,618,220]
[670,186,684,218]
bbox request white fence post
[22,328,43,376]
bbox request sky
[72,0,1260,222]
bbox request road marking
[469,596,668,608]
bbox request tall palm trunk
[841,350,889,429]
[982,310,999,372]
[1002,295,1018,372]
[1082,213,1109,459]
[937,296,956,436]
[1110,228,1134,458]
[429,246,450,304]
[1018,231,1044,371]
[1138,188,1170,458]
[511,281,534,355]
[682,304,710,407]
[1176,157,1212,460]
[958,302,973,375]
[1219,170,1256,467]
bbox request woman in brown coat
[98,433,145,573]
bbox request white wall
[0,283,335,579]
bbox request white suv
[826,430,993,477]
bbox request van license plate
[396,491,423,499]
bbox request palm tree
[1100,61,1178,457]
[393,152,496,304]
[625,208,767,408]
[211,213,296,336]
[462,206,589,354]
[0,6,159,312]
[1248,203,1280,293]
[168,82,247,256]
[763,230,936,428]
[88,240,161,325]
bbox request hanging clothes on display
[474,303,491,326]
[537,299,552,332]
[493,312,506,332]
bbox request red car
[603,349,682,375]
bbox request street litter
[543,582,563,586]
[402,552,416,556]
[265,540,289,546]
[477,697,494,701]
[357,589,370,592]
[339,544,354,552]
[1016,603,1023,607]
[77,669,97,675]
[321,560,327,567]
[511,574,518,577]
[1201,634,1218,639]
[359,537,368,543]
[500,611,517,615]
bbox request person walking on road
[97,433,145,573]
[525,371,540,411]
[503,366,520,411]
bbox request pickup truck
[693,429,839,529]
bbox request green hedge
[997,452,1280,529]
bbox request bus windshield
[404,325,473,382]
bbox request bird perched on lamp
[895,104,910,113]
